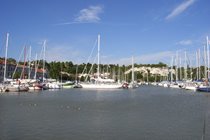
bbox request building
[0,60,48,82]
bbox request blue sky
[0,0,210,65]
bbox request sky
[0,0,210,65]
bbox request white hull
[46,82,61,89]
[169,84,180,89]
[128,83,139,88]
[158,82,169,87]
[62,85,74,89]
[80,83,122,89]
[184,83,198,91]
[185,86,197,91]
[28,86,42,90]
[163,83,169,87]
[7,86,29,92]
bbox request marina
[0,0,210,139]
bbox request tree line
[7,57,205,82]
[3,57,208,82]
[43,61,168,82]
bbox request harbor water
[0,86,210,140]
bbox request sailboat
[128,56,138,88]
[0,33,10,92]
[197,36,210,92]
[169,53,181,89]
[0,33,29,92]
[80,34,123,89]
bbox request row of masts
[170,36,210,82]
[2,33,209,83]
[2,33,47,82]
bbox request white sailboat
[128,56,138,88]
[0,33,10,92]
[197,36,210,92]
[41,41,61,89]
[169,54,181,89]
[80,34,122,89]
[0,33,29,92]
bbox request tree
[13,72,21,79]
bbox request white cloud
[166,0,196,20]
[54,5,103,26]
[53,21,81,26]
[75,5,103,23]
[177,40,193,46]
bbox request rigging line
[20,46,29,79]
[81,38,97,75]
[12,45,25,79]
[34,42,44,78]
[29,55,35,79]
[85,54,97,82]
[28,61,34,79]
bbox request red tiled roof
[0,60,46,73]
[0,60,16,65]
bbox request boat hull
[185,86,197,91]
[197,87,210,92]
[80,83,122,89]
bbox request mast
[28,46,31,79]
[4,33,9,82]
[204,45,207,79]
[207,36,209,80]
[124,67,127,82]
[43,40,46,81]
[97,34,100,80]
[198,49,201,80]
[132,56,134,83]
[175,51,178,82]
[118,65,120,83]
[179,57,182,81]
[184,51,187,80]
[75,64,78,83]
[61,64,63,83]
[34,53,38,79]
[170,56,174,83]
[189,59,192,80]
[21,46,27,79]
[196,51,198,80]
